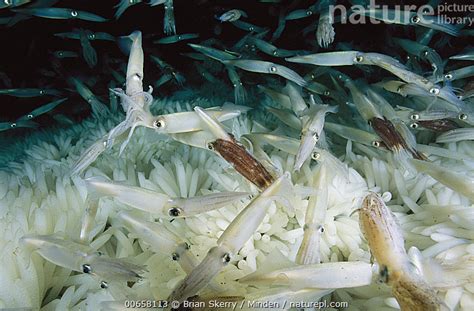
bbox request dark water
[0,0,470,125]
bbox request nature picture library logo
[328,0,474,27]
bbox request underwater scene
[1,0,474,310]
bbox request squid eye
[409,123,418,129]
[71,10,78,17]
[153,119,165,129]
[312,133,319,141]
[100,281,108,289]
[410,114,419,120]
[429,87,440,95]
[320,226,325,233]
[459,113,468,120]
[82,264,92,274]
[222,253,231,263]
[168,207,181,217]
[372,141,380,147]
[380,265,389,283]
[311,152,321,160]
[411,15,420,23]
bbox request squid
[167,173,291,302]
[20,234,145,283]
[193,106,276,190]
[12,7,108,22]
[84,176,250,218]
[359,193,443,310]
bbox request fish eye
[4,0,11,5]
[27,114,33,119]
[71,10,78,17]
[459,113,468,120]
[423,50,429,57]
[153,119,165,129]
[372,141,380,147]
[168,207,181,217]
[178,35,182,40]
[311,152,321,160]
[368,120,372,126]
[272,50,278,56]
[409,123,418,129]
[249,27,254,31]
[100,281,108,289]
[411,15,420,23]
[312,133,319,140]
[88,33,95,40]
[324,90,330,96]
[444,74,453,80]
[10,123,16,128]
[39,90,45,95]
[458,95,463,100]
[306,10,313,16]
[207,142,214,150]
[172,252,180,261]
[410,114,419,120]
[429,87,440,95]
[406,55,410,60]
[269,66,277,72]
[82,264,92,274]
[222,253,231,263]
[354,55,364,63]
